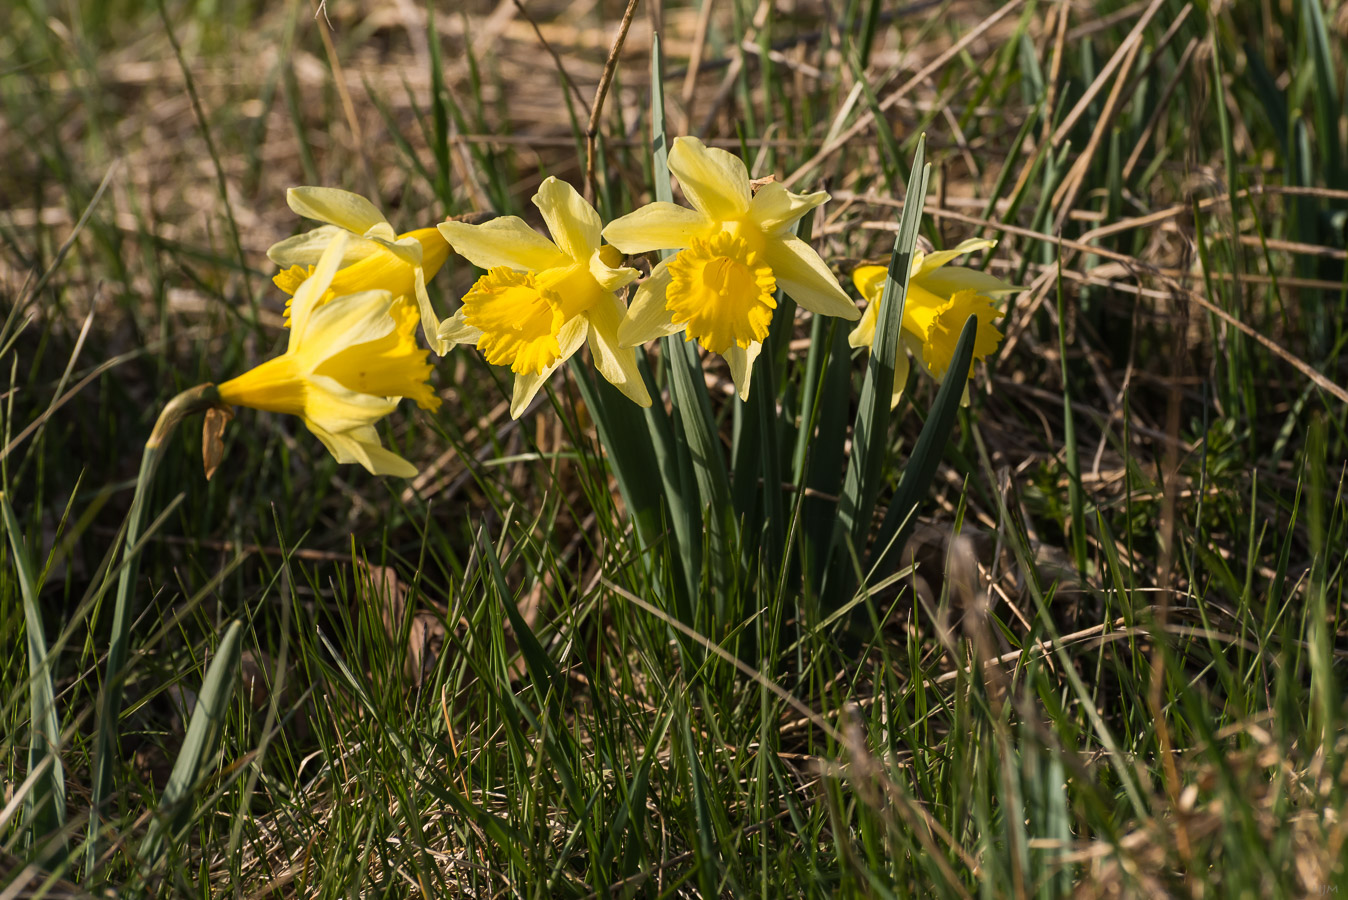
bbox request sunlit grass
[2,0,1346,896]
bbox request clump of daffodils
[850,239,1017,407]
[218,234,439,477]
[166,140,1015,482]
[602,136,860,399]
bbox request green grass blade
[138,618,244,869]
[1,493,67,856]
[1057,264,1088,573]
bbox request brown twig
[585,0,641,204]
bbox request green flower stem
[87,383,221,875]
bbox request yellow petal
[915,238,997,276]
[725,341,761,401]
[748,183,829,236]
[602,202,714,254]
[668,136,751,220]
[762,236,859,321]
[507,317,586,418]
[617,261,684,347]
[917,266,1021,299]
[585,292,651,407]
[294,289,396,365]
[849,294,881,349]
[413,267,447,356]
[589,244,639,294]
[851,265,889,304]
[438,217,566,271]
[306,421,418,477]
[303,375,401,433]
[314,298,440,412]
[287,187,391,238]
[509,368,552,419]
[438,309,484,346]
[268,225,382,268]
[534,176,601,262]
[911,290,1004,379]
[889,348,911,409]
[288,234,351,349]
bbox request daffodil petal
[725,342,761,401]
[506,315,582,419]
[602,202,714,254]
[267,226,385,268]
[889,349,911,409]
[294,290,396,363]
[586,293,651,407]
[288,234,350,349]
[437,217,566,271]
[617,261,683,347]
[851,265,888,303]
[668,136,751,219]
[558,312,589,359]
[413,267,449,356]
[917,267,1021,298]
[287,187,391,237]
[749,182,830,235]
[763,237,859,321]
[306,420,418,477]
[366,233,422,268]
[849,295,880,348]
[509,369,553,419]
[303,374,400,433]
[438,309,484,346]
[915,238,997,276]
[534,177,601,262]
[589,248,639,293]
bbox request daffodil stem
[87,383,221,876]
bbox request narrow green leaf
[868,314,980,580]
[1,494,66,854]
[828,135,929,605]
[139,619,244,868]
[1057,264,1088,573]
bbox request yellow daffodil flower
[219,234,440,477]
[849,238,1016,407]
[435,177,652,418]
[267,187,452,354]
[601,136,859,399]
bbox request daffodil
[219,233,440,477]
[267,187,452,354]
[601,136,859,399]
[849,238,1016,407]
[435,177,652,418]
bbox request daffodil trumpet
[602,135,860,400]
[850,238,1017,408]
[267,187,453,354]
[218,233,440,477]
[436,176,652,419]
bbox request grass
[2,0,1347,896]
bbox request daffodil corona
[267,187,452,354]
[436,177,652,418]
[219,234,440,477]
[850,238,1017,407]
[602,136,859,399]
